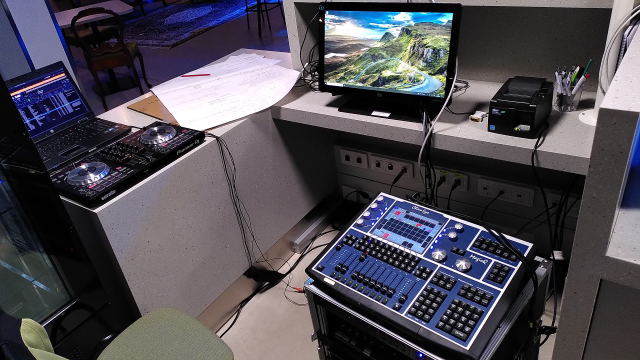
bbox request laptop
[6,62,131,170]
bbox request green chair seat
[91,41,141,62]
[97,308,234,360]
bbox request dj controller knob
[432,249,447,262]
[455,258,472,273]
[448,231,458,242]
[370,203,379,211]
[376,195,385,204]
[455,223,464,233]
[356,219,365,227]
[362,211,371,219]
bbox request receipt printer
[488,76,553,138]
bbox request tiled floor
[67,2,290,115]
[219,230,560,360]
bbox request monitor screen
[8,66,92,139]
[321,6,459,100]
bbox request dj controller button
[382,298,389,305]
[393,303,402,311]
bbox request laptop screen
[8,65,92,140]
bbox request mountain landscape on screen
[324,11,453,97]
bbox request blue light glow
[418,353,424,358]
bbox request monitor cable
[418,58,458,205]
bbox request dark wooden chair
[123,0,168,16]
[71,8,152,110]
[245,0,285,38]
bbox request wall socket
[477,178,534,207]
[419,165,469,192]
[547,193,581,217]
[339,148,368,169]
[370,154,414,178]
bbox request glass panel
[0,168,71,322]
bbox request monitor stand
[337,96,424,123]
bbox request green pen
[571,65,581,85]
[583,59,593,75]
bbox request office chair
[1,308,234,360]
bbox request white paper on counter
[151,54,280,95]
[153,64,300,131]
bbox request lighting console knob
[448,231,458,241]
[455,223,464,233]
[376,196,385,204]
[370,203,379,211]
[362,211,371,219]
[432,249,447,262]
[356,219,364,227]
[455,258,472,273]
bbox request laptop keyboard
[38,120,114,160]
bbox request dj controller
[306,193,535,360]
[49,121,204,207]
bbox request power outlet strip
[419,165,469,192]
[477,178,534,207]
[370,154,414,178]
[339,148,368,169]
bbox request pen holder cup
[554,83,583,112]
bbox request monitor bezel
[5,61,95,144]
[318,2,463,106]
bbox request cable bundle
[295,12,320,91]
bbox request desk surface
[55,0,133,29]
[273,80,596,175]
[103,48,594,176]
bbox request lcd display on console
[324,10,454,98]
[372,206,444,254]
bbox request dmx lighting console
[305,193,535,360]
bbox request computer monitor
[6,62,94,143]
[318,2,462,118]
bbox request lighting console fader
[306,193,535,360]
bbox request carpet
[121,0,256,48]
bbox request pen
[571,66,581,85]
[571,74,589,95]
[583,59,593,75]
[181,74,210,77]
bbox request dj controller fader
[306,193,535,360]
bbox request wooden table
[54,0,133,29]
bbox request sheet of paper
[153,64,300,131]
[152,54,280,95]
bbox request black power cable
[218,229,337,337]
[446,180,460,210]
[480,190,505,221]
[389,167,408,194]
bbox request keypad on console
[430,272,457,291]
[472,237,518,261]
[412,266,433,280]
[458,284,494,307]
[407,286,447,323]
[487,263,511,284]
[436,299,484,341]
